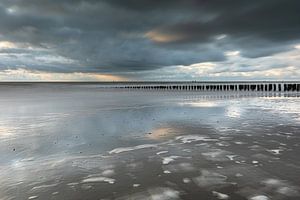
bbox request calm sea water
[0,84,300,200]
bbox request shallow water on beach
[0,84,300,200]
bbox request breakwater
[106,81,300,92]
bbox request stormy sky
[0,0,300,81]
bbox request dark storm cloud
[142,0,300,55]
[0,0,299,74]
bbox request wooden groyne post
[107,81,300,92]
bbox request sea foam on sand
[116,187,180,200]
[162,156,180,165]
[109,144,157,154]
[193,170,228,187]
[212,191,229,199]
[176,135,218,144]
[249,195,269,200]
[81,176,115,184]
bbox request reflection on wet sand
[0,85,299,200]
[147,127,180,140]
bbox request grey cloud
[0,0,299,76]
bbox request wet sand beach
[0,84,300,200]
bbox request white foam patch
[67,182,79,186]
[262,178,300,196]
[163,162,196,173]
[118,187,180,200]
[202,151,222,158]
[235,173,243,177]
[176,135,218,144]
[109,144,157,154]
[102,169,115,176]
[157,151,168,155]
[248,145,262,151]
[183,178,191,183]
[249,195,269,200]
[193,170,228,187]
[81,177,115,184]
[149,187,180,200]
[69,156,112,170]
[267,149,282,155]
[234,141,246,145]
[277,186,300,196]
[212,191,229,199]
[226,155,238,161]
[28,196,38,200]
[162,156,180,165]
[262,178,281,186]
[216,141,230,147]
[30,183,58,192]
[21,157,35,162]
[201,149,231,161]
[182,149,191,153]
[219,136,233,140]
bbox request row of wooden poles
[112,83,300,92]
